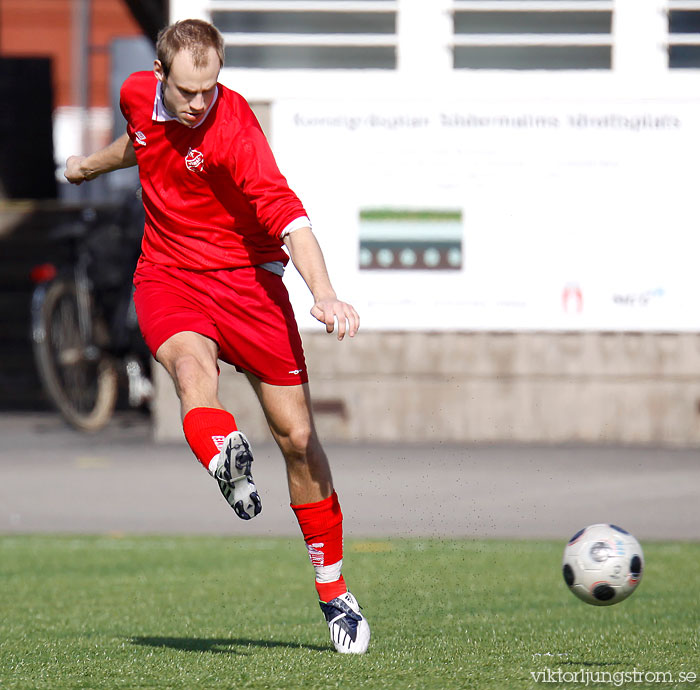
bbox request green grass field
[1,536,698,689]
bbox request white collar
[152,82,219,129]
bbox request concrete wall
[153,331,700,447]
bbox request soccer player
[64,18,369,655]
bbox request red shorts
[133,260,308,386]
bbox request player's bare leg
[156,331,262,519]
[155,331,222,417]
[246,375,370,654]
[244,375,331,504]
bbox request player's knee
[279,424,314,461]
[172,353,216,398]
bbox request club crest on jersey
[134,131,147,146]
[185,147,205,172]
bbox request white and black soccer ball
[562,523,644,606]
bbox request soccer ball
[562,523,644,606]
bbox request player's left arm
[284,227,360,340]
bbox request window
[452,0,613,70]
[668,1,700,68]
[210,0,397,69]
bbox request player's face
[154,47,220,127]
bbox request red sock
[291,491,348,602]
[182,407,237,474]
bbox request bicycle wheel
[33,279,118,431]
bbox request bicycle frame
[73,251,98,362]
[30,256,96,364]
[29,191,151,431]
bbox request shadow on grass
[560,660,621,667]
[130,636,328,654]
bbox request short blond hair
[156,19,224,77]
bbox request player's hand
[310,297,360,340]
[64,155,88,185]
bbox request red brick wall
[0,0,145,108]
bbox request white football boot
[319,591,370,654]
[214,431,262,520]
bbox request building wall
[144,2,700,448]
[153,332,700,447]
[0,0,143,108]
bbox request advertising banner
[272,98,700,331]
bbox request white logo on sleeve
[185,147,205,172]
[134,131,147,146]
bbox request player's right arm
[64,132,137,185]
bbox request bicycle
[30,188,152,431]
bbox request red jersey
[120,71,307,270]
